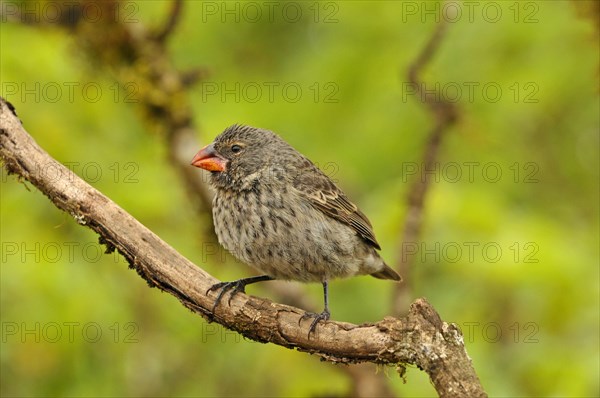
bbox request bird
[191,124,401,335]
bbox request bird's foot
[300,309,331,337]
[207,280,248,314]
[206,275,275,316]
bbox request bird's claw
[300,309,331,337]
[207,280,247,314]
[205,275,274,317]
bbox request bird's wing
[290,157,381,250]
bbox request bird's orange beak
[191,144,227,172]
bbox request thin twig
[154,0,184,42]
[393,16,459,315]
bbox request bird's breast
[211,188,382,281]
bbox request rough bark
[0,98,486,398]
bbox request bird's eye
[231,144,243,154]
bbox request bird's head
[191,124,291,190]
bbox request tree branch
[393,14,459,315]
[0,99,485,397]
[153,0,184,42]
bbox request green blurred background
[1,1,598,397]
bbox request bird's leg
[207,275,275,313]
[300,280,331,336]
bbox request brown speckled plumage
[192,124,401,333]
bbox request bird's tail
[370,263,402,281]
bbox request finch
[191,125,401,334]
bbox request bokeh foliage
[1,1,598,397]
